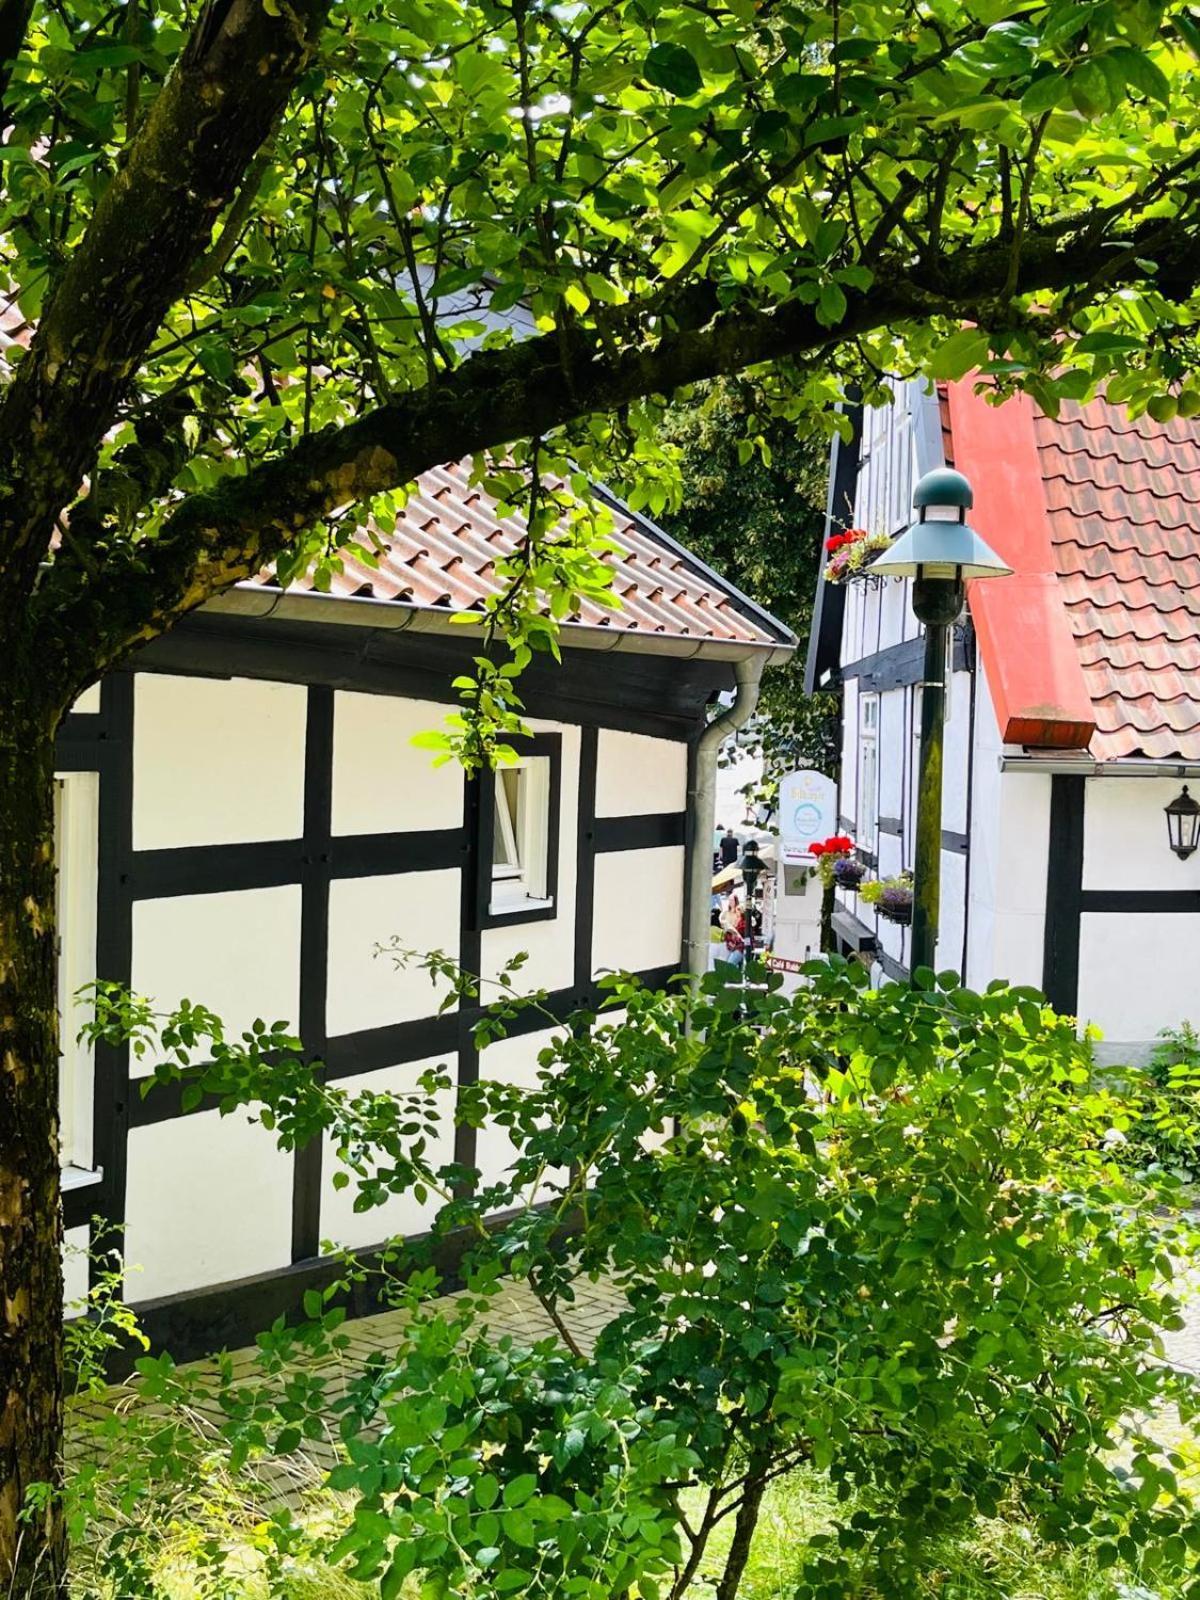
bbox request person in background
[713,822,726,873]
[720,891,745,970]
[719,827,740,869]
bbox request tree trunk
[0,706,66,1598]
[714,1447,771,1600]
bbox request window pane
[493,770,522,873]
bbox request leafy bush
[1122,1022,1200,1182]
[75,961,1200,1598]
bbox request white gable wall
[61,669,691,1315]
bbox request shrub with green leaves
[79,961,1200,1599]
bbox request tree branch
[35,206,1200,695]
[0,0,330,625]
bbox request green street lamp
[867,467,1011,976]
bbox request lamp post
[867,468,1011,976]
[739,839,767,965]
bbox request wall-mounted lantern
[1165,785,1200,861]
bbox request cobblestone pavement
[70,1269,1200,1514]
[68,1277,626,1511]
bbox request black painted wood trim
[138,613,718,743]
[941,830,969,855]
[805,398,861,695]
[107,1201,566,1379]
[128,838,303,899]
[1079,889,1200,913]
[473,733,563,931]
[69,674,135,1260]
[842,632,970,694]
[331,829,465,879]
[324,1013,461,1084]
[878,815,902,836]
[594,812,685,852]
[1042,775,1085,1014]
[574,729,599,995]
[291,686,334,1263]
[877,949,909,983]
[455,773,483,1185]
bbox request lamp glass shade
[739,843,767,881]
[867,517,1013,581]
[1165,785,1200,860]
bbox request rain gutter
[202,583,795,666]
[683,655,765,981]
[998,755,1200,779]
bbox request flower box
[832,857,866,890]
[823,527,893,586]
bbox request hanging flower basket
[832,857,866,891]
[859,873,914,925]
[823,527,893,587]
[810,834,855,888]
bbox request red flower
[811,834,855,857]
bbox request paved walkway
[70,1267,1200,1519]
[68,1277,625,1513]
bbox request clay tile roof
[247,459,792,651]
[1033,398,1200,760]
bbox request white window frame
[859,695,879,853]
[54,772,101,1185]
[489,755,553,915]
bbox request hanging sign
[778,769,838,864]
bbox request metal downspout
[684,655,765,979]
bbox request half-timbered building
[809,379,1200,1067]
[57,462,793,1359]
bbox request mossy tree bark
[0,682,64,1599]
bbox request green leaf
[816,282,847,328]
[1108,45,1170,104]
[644,42,702,97]
[1020,70,1067,116]
[928,327,989,381]
[503,1473,538,1508]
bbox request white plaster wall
[595,730,687,817]
[475,1028,567,1198]
[936,849,967,977]
[131,886,302,1072]
[63,1224,90,1318]
[481,727,580,994]
[133,675,307,850]
[877,688,905,822]
[318,1058,457,1251]
[1078,912,1200,1058]
[1082,776,1200,892]
[964,672,1051,991]
[124,1108,294,1300]
[941,667,973,836]
[332,692,464,836]
[591,846,685,974]
[71,683,102,715]
[326,869,461,1037]
[840,676,858,827]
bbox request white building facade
[57,464,793,1360]
[808,380,1200,1066]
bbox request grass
[677,1472,1144,1600]
[66,1450,1161,1600]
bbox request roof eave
[205,582,795,666]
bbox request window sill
[61,1163,104,1193]
[488,890,554,919]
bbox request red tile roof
[246,460,792,653]
[1033,400,1200,761]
